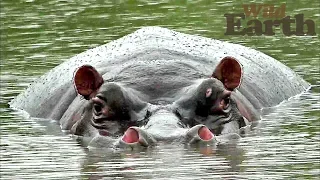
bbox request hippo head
[73,65,148,137]
[173,57,247,135]
[71,57,247,145]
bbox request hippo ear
[73,65,104,100]
[212,57,242,90]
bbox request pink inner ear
[212,57,242,90]
[74,65,103,98]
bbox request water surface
[1,0,319,179]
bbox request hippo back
[10,27,310,119]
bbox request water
[1,0,319,179]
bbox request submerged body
[10,27,309,148]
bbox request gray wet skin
[66,57,247,148]
[10,27,310,148]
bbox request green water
[1,0,319,179]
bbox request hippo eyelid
[222,91,232,98]
[96,95,107,103]
[92,97,104,107]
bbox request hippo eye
[93,103,102,115]
[222,96,230,110]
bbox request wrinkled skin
[67,56,247,146]
[65,56,252,148]
[10,27,310,148]
[175,78,247,135]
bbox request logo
[224,4,316,36]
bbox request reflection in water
[79,141,246,179]
[1,0,319,179]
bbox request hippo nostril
[198,126,214,141]
[122,128,139,143]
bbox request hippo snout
[116,108,187,148]
[143,108,188,140]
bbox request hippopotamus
[10,27,310,148]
